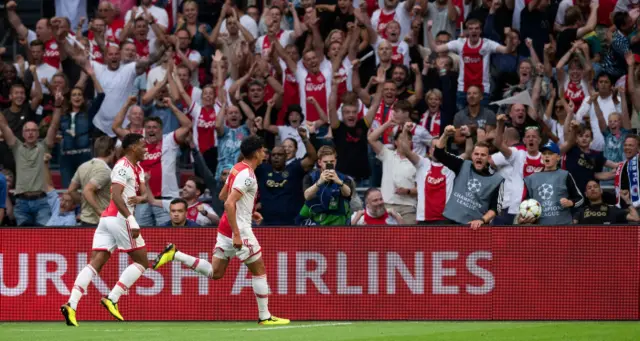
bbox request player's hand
[126,215,140,230]
[232,235,243,250]
[252,211,264,225]
[127,196,146,205]
[560,198,574,208]
[518,215,537,225]
[468,220,484,230]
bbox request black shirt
[319,8,355,39]
[241,101,276,150]
[555,28,578,62]
[519,7,552,59]
[332,119,370,180]
[562,146,606,194]
[574,203,628,224]
[2,105,36,138]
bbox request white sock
[174,251,213,278]
[107,263,145,303]
[68,265,97,310]
[252,275,270,320]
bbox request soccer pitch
[1,321,639,341]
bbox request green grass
[1,322,639,341]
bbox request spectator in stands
[173,1,213,75]
[66,136,116,226]
[0,92,62,226]
[215,99,254,180]
[256,128,317,226]
[521,141,584,225]
[574,180,640,224]
[113,96,146,142]
[147,176,219,226]
[124,0,169,42]
[368,121,418,223]
[452,85,497,137]
[2,82,42,141]
[300,145,354,225]
[58,64,106,187]
[163,198,200,227]
[21,40,58,96]
[614,135,640,209]
[134,99,192,226]
[6,1,61,69]
[0,171,6,224]
[94,1,125,43]
[43,153,77,227]
[351,188,404,225]
[434,126,504,228]
[602,12,634,80]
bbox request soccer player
[61,133,149,326]
[153,135,290,325]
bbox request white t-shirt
[576,95,622,151]
[125,5,169,41]
[227,167,258,231]
[277,125,307,159]
[384,124,433,157]
[545,118,566,145]
[55,0,87,31]
[554,0,575,26]
[374,37,410,67]
[91,61,138,136]
[371,2,413,42]
[14,62,58,95]
[415,157,455,221]
[492,148,544,214]
[446,38,500,93]
[377,148,417,207]
[104,157,146,218]
[221,15,259,40]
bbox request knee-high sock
[107,263,145,303]
[68,265,97,310]
[252,275,270,320]
[174,251,213,278]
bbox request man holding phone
[298,146,354,225]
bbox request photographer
[299,146,354,226]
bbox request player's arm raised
[224,188,244,249]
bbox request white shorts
[213,230,262,264]
[92,216,146,253]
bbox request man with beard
[351,188,404,225]
[520,141,584,225]
[434,125,504,229]
[124,0,169,42]
[93,1,125,44]
[426,18,514,110]
[256,129,317,226]
[502,103,539,143]
[614,135,640,209]
[452,85,496,141]
[493,114,544,224]
[147,176,219,226]
[573,180,639,224]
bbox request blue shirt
[163,219,199,227]
[604,128,629,171]
[45,191,77,226]
[144,104,179,135]
[0,173,6,209]
[255,160,306,226]
[216,125,250,179]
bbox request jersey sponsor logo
[266,179,288,188]
[463,56,481,64]
[144,151,162,160]
[305,82,325,92]
[525,165,544,174]
[44,49,60,57]
[197,120,216,128]
[427,175,445,185]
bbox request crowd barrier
[0,226,638,321]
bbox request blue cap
[540,141,560,154]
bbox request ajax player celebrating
[154,135,290,325]
[61,133,149,326]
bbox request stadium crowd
[1,0,640,227]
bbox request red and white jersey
[89,40,108,64]
[447,38,500,93]
[277,61,300,125]
[370,3,412,40]
[492,148,544,214]
[88,18,124,44]
[26,31,60,68]
[140,132,181,198]
[374,37,410,66]
[420,110,441,137]
[295,59,333,122]
[179,85,203,114]
[102,157,146,218]
[255,30,295,56]
[334,58,354,109]
[174,49,202,86]
[125,5,169,41]
[133,38,151,59]
[415,157,455,222]
[217,162,259,238]
[187,101,221,152]
[162,200,216,226]
[352,209,399,225]
[564,78,589,110]
[387,124,433,157]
